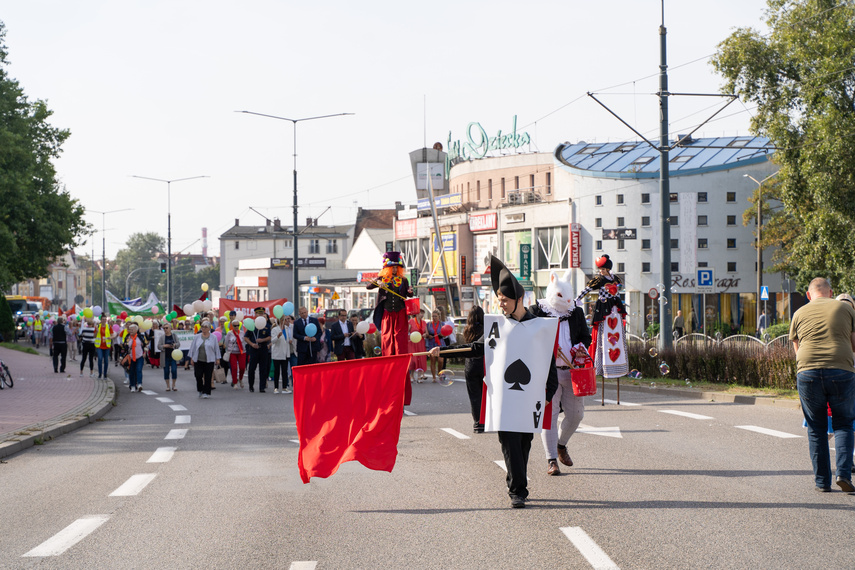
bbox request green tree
[110,232,166,299]
[712,0,855,292]
[0,21,88,289]
[0,291,15,340]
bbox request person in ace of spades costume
[575,254,628,378]
[366,251,414,404]
[430,255,558,508]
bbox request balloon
[254,316,266,329]
[140,320,152,331]
[112,324,120,333]
[194,314,200,322]
[235,310,245,321]
[410,331,422,343]
[282,302,294,316]
[201,282,209,292]
[192,300,204,313]
[356,320,370,334]
[305,323,317,337]
[165,313,174,322]
[83,307,93,319]
[367,323,377,335]
[213,331,222,342]
[119,311,128,319]
[151,306,160,314]
[243,318,256,332]
[202,300,212,312]
[93,306,102,317]
[171,349,184,361]
[273,305,284,318]
[440,324,453,337]
[135,315,144,324]
[183,304,194,317]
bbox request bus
[6,295,28,315]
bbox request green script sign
[447,116,531,168]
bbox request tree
[0,291,15,340]
[109,232,166,299]
[0,21,88,290]
[712,0,855,292]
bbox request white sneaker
[273,389,279,394]
[202,394,209,399]
[89,372,94,378]
[130,386,136,392]
[123,379,129,385]
[284,388,292,394]
[79,371,83,377]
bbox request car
[451,316,467,337]
[348,308,374,322]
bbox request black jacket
[527,303,592,348]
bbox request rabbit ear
[562,268,573,281]
[550,271,558,283]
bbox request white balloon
[183,304,194,316]
[254,316,266,329]
[236,310,245,321]
[202,300,213,312]
[192,300,204,313]
[355,320,370,334]
[140,320,152,331]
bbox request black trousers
[297,350,315,366]
[80,343,96,372]
[498,431,533,500]
[52,342,67,372]
[272,359,289,389]
[247,351,269,390]
[465,371,485,428]
[194,361,215,395]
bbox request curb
[0,376,116,460]
[598,380,802,410]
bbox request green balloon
[165,313,174,321]
[273,304,284,318]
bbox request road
[1,370,853,569]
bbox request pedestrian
[94,314,114,379]
[330,309,358,361]
[270,315,291,393]
[425,310,448,382]
[349,314,365,359]
[224,320,247,389]
[757,310,768,338]
[284,315,297,390]
[157,322,181,391]
[188,322,221,399]
[316,317,331,363]
[67,319,78,361]
[50,316,68,373]
[408,309,427,381]
[673,310,685,339]
[574,254,628,378]
[294,306,321,366]
[254,307,272,392]
[461,306,485,433]
[148,320,162,368]
[124,323,146,392]
[33,314,43,348]
[79,317,97,377]
[790,277,855,493]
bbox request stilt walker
[574,254,628,378]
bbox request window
[698,238,708,249]
[617,217,625,227]
[501,178,506,199]
[617,239,625,250]
[670,193,678,202]
[642,262,651,272]
[326,239,338,254]
[546,172,552,195]
[617,262,625,273]
[698,215,708,226]
[727,238,736,249]
[595,195,603,206]
[234,241,239,250]
[671,239,679,249]
[476,180,481,201]
[642,216,650,227]
[596,240,602,250]
[727,139,749,148]
[617,194,624,205]
[514,176,519,190]
[535,226,569,269]
[698,261,708,268]
[671,262,680,273]
[579,145,602,155]
[641,193,650,204]
[727,262,737,272]
[616,144,636,152]
[308,239,320,254]
[488,179,493,200]
[641,239,651,249]
[631,157,653,166]
[282,239,292,248]
[530,174,535,190]
[726,191,736,202]
[727,215,736,225]
[670,216,678,226]
[670,155,692,163]
[595,218,602,228]
[698,192,708,203]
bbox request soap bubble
[649,346,659,357]
[764,333,771,342]
[437,369,455,387]
[650,382,656,389]
[659,296,668,305]
[659,362,671,375]
[656,283,665,291]
[646,313,655,322]
[629,369,641,379]
[642,332,649,341]
[373,346,382,356]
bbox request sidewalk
[0,345,116,459]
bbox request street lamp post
[90,208,133,311]
[238,111,353,314]
[131,176,209,313]
[744,172,779,330]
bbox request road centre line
[736,425,802,438]
[289,562,318,570]
[560,526,620,570]
[289,439,300,444]
[602,399,641,406]
[577,424,623,438]
[109,474,158,497]
[147,447,177,463]
[141,390,157,395]
[175,415,191,424]
[22,515,110,557]
[403,410,417,416]
[165,429,188,440]
[440,428,470,440]
[659,410,714,420]
[156,397,174,403]
[169,404,188,411]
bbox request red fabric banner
[218,298,288,314]
[294,355,411,483]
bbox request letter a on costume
[487,321,500,349]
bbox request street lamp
[237,110,353,314]
[89,208,133,310]
[743,172,779,330]
[131,175,209,313]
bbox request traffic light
[160,262,167,273]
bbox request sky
[0,0,771,260]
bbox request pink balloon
[213,331,222,342]
[151,306,160,314]
[112,324,121,333]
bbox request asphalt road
[1,369,853,569]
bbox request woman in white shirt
[188,322,221,399]
[270,315,292,394]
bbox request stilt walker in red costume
[367,252,414,404]
[574,254,628,378]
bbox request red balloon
[367,323,377,334]
[440,324,453,336]
[119,311,128,319]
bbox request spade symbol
[535,401,541,412]
[504,359,531,391]
[488,338,496,349]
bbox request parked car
[348,308,374,322]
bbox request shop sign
[357,272,379,283]
[570,223,581,268]
[395,218,418,240]
[460,255,467,285]
[519,244,531,279]
[472,273,482,286]
[602,228,637,240]
[271,258,327,269]
[447,116,531,163]
[469,212,497,232]
[417,192,462,211]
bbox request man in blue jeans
[790,277,855,493]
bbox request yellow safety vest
[34,319,42,331]
[95,324,112,348]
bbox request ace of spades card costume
[436,256,558,507]
[575,254,628,378]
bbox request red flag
[294,354,411,484]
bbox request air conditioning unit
[524,191,538,204]
[508,193,522,205]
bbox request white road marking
[156,397,174,403]
[403,410,417,416]
[147,447,177,463]
[602,399,641,406]
[736,425,802,439]
[22,515,110,557]
[440,428,470,440]
[659,410,713,420]
[289,439,300,444]
[109,473,157,497]
[169,404,188,411]
[493,460,529,480]
[175,415,191,424]
[577,424,623,438]
[141,390,157,395]
[165,429,188,440]
[289,563,318,570]
[561,526,620,570]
